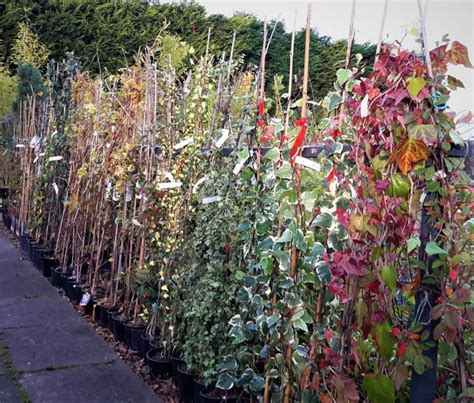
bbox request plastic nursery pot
[27,241,38,261]
[73,284,84,305]
[194,377,207,403]
[130,326,145,353]
[123,322,145,348]
[19,234,31,254]
[60,273,71,291]
[94,304,102,323]
[146,348,172,379]
[42,256,58,278]
[99,305,110,328]
[34,248,53,271]
[200,389,238,403]
[138,333,153,359]
[107,309,118,332]
[171,353,185,382]
[177,364,194,401]
[111,313,126,342]
[51,267,63,287]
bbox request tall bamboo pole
[374,0,389,66]
[284,5,311,403]
[284,12,297,140]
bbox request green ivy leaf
[276,228,293,243]
[362,374,395,403]
[264,147,280,161]
[407,77,426,98]
[216,373,234,390]
[407,237,421,253]
[275,163,292,179]
[425,241,448,256]
[372,322,396,361]
[336,68,352,86]
[380,266,397,294]
[310,212,332,228]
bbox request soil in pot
[111,313,126,342]
[194,377,207,403]
[146,348,171,379]
[177,363,194,401]
[130,326,145,353]
[200,389,237,403]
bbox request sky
[190,0,474,114]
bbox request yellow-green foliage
[10,22,50,69]
[0,65,17,117]
[157,34,189,74]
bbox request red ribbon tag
[290,117,308,165]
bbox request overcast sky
[189,0,474,113]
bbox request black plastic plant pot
[200,389,237,403]
[27,241,38,261]
[42,257,58,278]
[51,267,63,287]
[94,304,102,323]
[123,323,144,348]
[99,306,110,328]
[61,273,72,292]
[138,333,153,359]
[172,354,185,382]
[194,378,206,403]
[19,234,31,254]
[177,364,194,401]
[111,313,125,342]
[146,348,172,379]
[130,327,145,353]
[107,309,118,332]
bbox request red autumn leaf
[397,342,408,357]
[430,44,449,71]
[391,327,401,337]
[448,268,458,281]
[289,117,308,164]
[388,138,429,175]
[326,166,335,182]
[447,41,473,68]
[258,98,265,116]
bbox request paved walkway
[0,231,159,403]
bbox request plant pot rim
[146,347,168,363]
[200,388,237,401]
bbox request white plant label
[233,154,250,175]
[215,129,229,148]
[202,195,222,204]
[295,156,321,171]
[53,183,59,196]
[360,94,369,118]
[157,182,182,190]
[49,156,64,162]
[173,138,194,150]
[15,144,25,148]
[165,172,175,182]
[193,175,208,194]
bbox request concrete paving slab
[0,296,83,329]
[20,361,159,403]
[0,375,22,403]
[2,322,118,372]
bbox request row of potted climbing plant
[0,28,472,402]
